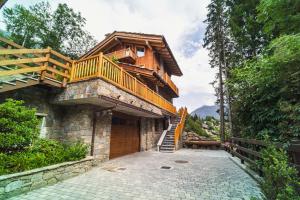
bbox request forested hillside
[204,0,300,142]
[203,1,300,199]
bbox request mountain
[191,105,219,119]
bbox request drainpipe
[90,106,116,156]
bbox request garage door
[109,114,140,159]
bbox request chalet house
[0,31,187,160]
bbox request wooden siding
[103,42,178,99]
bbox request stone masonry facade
[54,78,163,116]
[0,81,168,159]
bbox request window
[136,47,145,57]
[36,113,47,138]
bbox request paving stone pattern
[8,150,262,200]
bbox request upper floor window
[136,47,145,57]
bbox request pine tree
[203,0,233,141]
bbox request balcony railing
[174,107,188,144]
[0,36,72,88]
[164,73,179,95]
[70,53,176,114]
[105,48,137,63]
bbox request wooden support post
[62,62,69,87]
[69,61,75,82]
[134,77,137,93]
[120,67,123,86]
[41,47,51,81]
[97,52,103,77]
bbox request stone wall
[140,118,163,151]
[94,110,112,161]
[0,86,63,138]
[54,78,163,116]
[0,158,95,199]
[60,105,112,160]
[0,87,113,160]
[0,83,166,159]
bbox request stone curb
[0,156,97,199]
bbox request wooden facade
[81,31,182,102]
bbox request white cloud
[1,0,216,111]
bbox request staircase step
[160,148,175,151]
[15,78,28,83]
[1,81,16,86]
[160,150,174,153]
[160,145,175,148]
[164,139,174,142]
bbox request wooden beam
[0,66,46,76]
[115,37,122,45]
[0,49,50,55]
[0,37,24,49]
[46,67,70,78]
[0,57,47,66]
[146,40,152,50]
[48,58,71,70]
[50,50,72,62]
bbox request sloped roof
[81,31,183,76]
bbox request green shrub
[30,139,65,163]
[260,144,300,200]
[0,99,88,176]
[0,99,39,153]
[63,141,88,161]
[0,139,88,175]
[0,151,47,175]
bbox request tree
[2,1,97,58]
[228,34,300,141]
[203,0,233,141]
[257,0,300,38]
[227,0,269,63]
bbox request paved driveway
[9,149,262,200]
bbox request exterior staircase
[159,117,181,152]
[0,66,40,92]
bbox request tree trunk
[219,63,225,142]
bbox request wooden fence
[0,37,72,87]
[174,107,188,144]
[228,137,300,174]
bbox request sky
[0,0,217,112]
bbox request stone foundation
[140,118,164,151]
[0,85,166,159]
[0,158,95,199]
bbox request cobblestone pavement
[9,149,262,200]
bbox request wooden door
[109,114,140,159]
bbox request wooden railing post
[41,47,51,81]
[62,62,70,87]
[69,61,75,82]
[134,77,137,93]
[120,67,123,86]
[97,52,103,77]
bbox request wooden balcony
[105,48,137,64]
[0,37,177,115]
[164,73,179,96]
[70,53,176,114]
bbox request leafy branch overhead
[2,1,97,59]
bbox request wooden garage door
[109,114,140,159]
